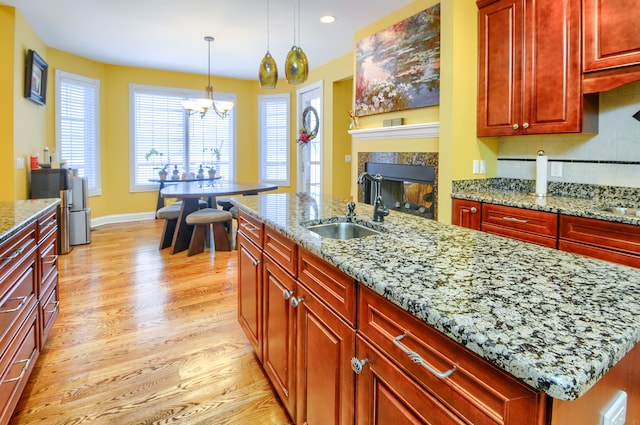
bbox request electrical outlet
[16,157,25,169]
[601,391,627,425]
[480,160,486,174]
[472,160,480,174]
[550,162,563,177]
[345,154,352,163]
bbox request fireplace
[358,152,439,220]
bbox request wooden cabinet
[37,209,59,346]
[559,215,640,268]
[451,199,481,230]
[481,203,558,248]
[583,0,640,93]
[477,0,597,136]
[356,286,547,425]
[237,214,264,361]
[262,228,297,419]
[295,282,356,425]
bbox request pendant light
[285,0,308,84]
[258,0,278,88]
[183,36,234,118]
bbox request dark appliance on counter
[30,168,72,254]
[361,162,436,220]
[69,176,91,245]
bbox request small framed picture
[24,49,48,105]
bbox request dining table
[160,180,278,254]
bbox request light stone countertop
[0,199,60,244]
[231,193,640,401]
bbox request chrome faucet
[346,201,356,222]
[357,172,389,222]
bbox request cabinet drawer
[298,247,357,326]
[39,229,58,296]
[37,209,57,242]
[264,227,297,277]
[0,307,39,425]
[0,257,37,359]
[237,211,264,248]
[358,286,546,425]
[0,224,37,287]
[40,279,60,346]
[482,204,558,247]
[560,215,640,256]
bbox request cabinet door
[262,256,296,419]
[583,0,640,73]
[354,336,466,425]
[451,199,481,230]
[237,232,263,361]
[477,0,523,136]
[295,283,355,425]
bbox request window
[56,71,101,195]
[259,93,290,185]
[129,84,236,191]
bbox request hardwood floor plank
[9,220,292,425]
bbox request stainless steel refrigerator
[30,168,71,254]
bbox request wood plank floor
[10,219,292,425]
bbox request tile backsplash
[497,81,640,188]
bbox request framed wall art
[355,3,441,117]
[24,49,48,105]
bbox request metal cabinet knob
[512,123,519,130]
[470,207,477,214]
[282,290,294,300]
[522,122,529,129]
[350,357,368,375]
[290,296,304,308]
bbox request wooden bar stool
[185,208,233,256]
[156,205,181,249]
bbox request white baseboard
[91,212,156,228]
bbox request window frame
[55,70,101,196]
[258,93,290,186]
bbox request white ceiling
[2,0,414,81]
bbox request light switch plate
[550,162,563,177]
[16,157,25,169]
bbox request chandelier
[284,0,308,84]
[258,0,278,88]
[183,36,234,118]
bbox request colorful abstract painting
[355,4,440,117]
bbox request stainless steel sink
[306,222,381,240]
[594,206,640,217]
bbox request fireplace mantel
[348,122,440,141]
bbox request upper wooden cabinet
[477,0,598,136]
[582,0,640,93]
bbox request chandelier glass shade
[285,46,308,85]
[183,36,234,118]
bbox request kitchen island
[232,192,639,423]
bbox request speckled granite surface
[231,193,640,401]
[452,178,640,225]
[0,199,60,244]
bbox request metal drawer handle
[393,333,457,379]
[2,358,31,383]
[0,296,28,314]
[502,216,528,224]
[240,222,259,232]
[1,247,24,261]
[46,301,60,314]
[290,296,304,308]
[351,357,368,375]
[43,255,58,265]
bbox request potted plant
[207,166,216,179]
[145,148,169,179]
[158,164,169,180]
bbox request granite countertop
[231,193,640,401]
[0,199,61,244]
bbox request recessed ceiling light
[320,15,336,24]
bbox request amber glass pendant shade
[259,52,278,89]
[285,46,308,85]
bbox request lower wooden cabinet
[481,203,558,248]
[295,283,355,425]
[451,199,481,230]
[237,230,264,362]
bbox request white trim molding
[348,122,440,141]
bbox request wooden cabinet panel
[262,256,296,419]
[38,229,57,298]
[358,286,547,425]
[451,199,481,230]
[295,283,355,425]
[39,278,60,346]
[477,0,596,136]
[264,227,297,277]
[237,212,263,248]
[559,215,640,267]
[583,0,640,92]
[236,231,263,361]
[481,203,558,248]
[355,336,467,425]
[298,247,357,327]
